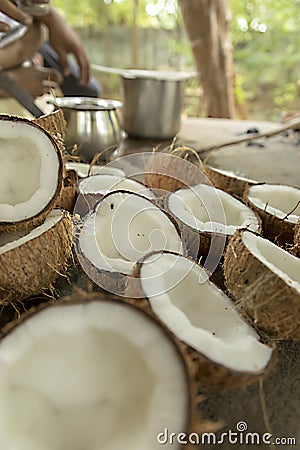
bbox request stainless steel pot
[51,97,123,162]
[121,70,190,139]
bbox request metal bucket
[121,71,190,139]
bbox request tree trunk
[179,0,235,118]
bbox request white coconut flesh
[242,231,300,293]
[138,252,273,372]
[0,210,64,255]
[79,191,182,274]
[78,174,155,200]
[168,184,260,235]
[66,162,125,178]
[0,301,189,450]
[207,166,257,184]
[0,121,60,223]
[248,184,300,223]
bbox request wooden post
[179,0,235,118]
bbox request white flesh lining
[78,174,154,199]
[79,192,182,274]
[0,210,63,255]
[169,184,259,235]
[208,166,257,184]
[248,184,300,224]
[0,302,188,450]
[140,253,272,372]
[65,162,125,178]
[242,231,300,292]
[0,122,59,222]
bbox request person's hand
[0,0,33,27]
[38,8,90,85]
[0,64,63,98]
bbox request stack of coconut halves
[0,111,73,304]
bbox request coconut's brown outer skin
[55,169,78,213]
[0,212,73,304]
[244,184,297,246]
[76,253,128,296]
[202,163,256,198]
[33,108,66,153]
[294,221,300,256]
[144,151,207,194]
[0,115,64,232]
[127,252,275,392]
[224,230,300,340]
[0,290,216,444]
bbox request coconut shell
[201,162,257,198]
[0,290,217,441]
[55,169,78,213]
[244,184,297,246]
[294,221,300,256]
[224,230,300,340]
[144,151,206,194]
[0,115,64,233]
[126,254,274,392]
[76,253,128,296]
[33,108,66,153]
[0,211,73,304]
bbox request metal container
[121,70,190,139]
[52,97,123,162]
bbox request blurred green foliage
[53,0,300,118]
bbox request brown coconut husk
[33,108,66,153]
[0,115,64,233]
[294,221,300,256]
[55,169,78,213]
[144,147,207,194]
[201,162,257,198]
[0,211,73,304]
[224,229,300,340]
[126,252,275,392]
[0,289,218,442]
[244,183,299,246]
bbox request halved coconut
[0,291,201,450]
[76,174,155,217]
[130,251,273,390]
[224,230,300,340]
[166,184,260,261]
[0,115,63,231]
[65,162,125,178]
[245,183,300,245]
[0,209,73,303]
[76,191,183,294]
[144,151,206,194]
[201,163,258,198]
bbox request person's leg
[39,42,101,97]
[0,22,44,69]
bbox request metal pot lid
[49,97,123,111]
